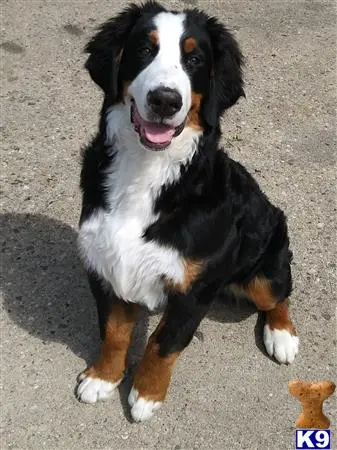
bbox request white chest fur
[78,104,200,310]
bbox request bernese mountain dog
[76,1,299,422]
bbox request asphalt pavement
[1,1,336,449]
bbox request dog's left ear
[84,4,143,98]
[203,17,245,127]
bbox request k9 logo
[295,429,331,449]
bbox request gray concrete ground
[1,1,336,449]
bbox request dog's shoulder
[79,132,116,223]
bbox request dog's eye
[138,47,152,57]
[186,55,201,66]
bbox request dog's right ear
[84,4,142,97]
[85,2,165,98]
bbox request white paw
[76,373,121,404]
[128,387,162,422]
[264,325,299,364]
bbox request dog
[76,1,299,422]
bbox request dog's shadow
[1,213,264,421]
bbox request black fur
[87,270,114,340]
[80,2,292,361]
[79,133,113,223]
[144,148,292,355]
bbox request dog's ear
[84,3,145,97]
[203,17,245,127]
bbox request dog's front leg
[128,282,218,422]
[76,272,140,404]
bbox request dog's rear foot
[264,324,299,364]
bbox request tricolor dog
[76,1,299,422]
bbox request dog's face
[85,2,244,150]
[124,12,208,149]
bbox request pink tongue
[142,123,175,144]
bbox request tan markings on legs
[232,277,298,362]
[84,301,139,382]
[231,277,296,333]
[148,30,159,46]
[183,37,197,53]
[133,318,180,402]
[266,299,296,335]
[231,277,277,311]
[187,92,203,130]
[164,258,203,294]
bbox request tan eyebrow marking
[183,37,197,53]
[148,30,159,45]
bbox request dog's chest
[78,149,185,310]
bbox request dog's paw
[264,324,299,364]
[76,373,121,404]
[128,387,162,422]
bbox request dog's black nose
[147,87,182,118]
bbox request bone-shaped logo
[288,380,336,429]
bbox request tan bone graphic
[288,380,336,429]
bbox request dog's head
[85,1,244,150]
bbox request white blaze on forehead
[128,12,191,127]
[154,12,185,70]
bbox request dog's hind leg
[232,275,299,364]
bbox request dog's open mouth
[131,101,185,150]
